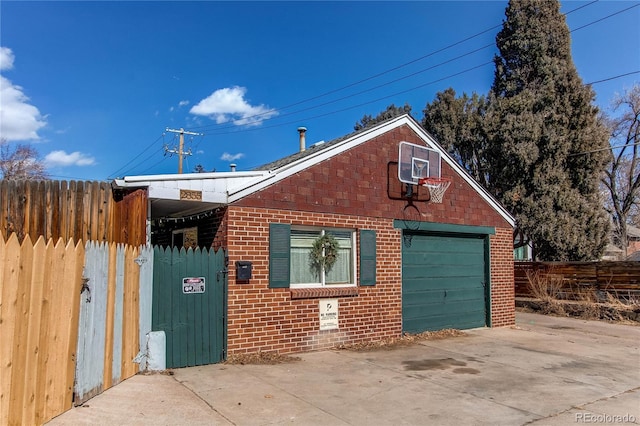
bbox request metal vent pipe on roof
[230,163,236,172]
[298,127,307,152]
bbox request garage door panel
[410,235,483,251]
[402,267,482,278]
[403,287,485,307]
[404,251,484,266]
[402,232,488,333]
[403,276,484,291]
[403,264,484,279]
[403,308,486,333]
[404,300,485,319]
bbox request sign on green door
[152,246,226,368]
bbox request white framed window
[290,227,356,288]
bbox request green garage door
[402,232,488,333]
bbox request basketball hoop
[419,177,451,203]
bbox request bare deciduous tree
[0,138,49,180]
[602,84,640,258]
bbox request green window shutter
[269,223,291,288]
[359,230,376,286]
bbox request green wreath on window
[310,233,340,272]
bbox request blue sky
[1,1,638,181]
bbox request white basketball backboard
[398,141,441,185]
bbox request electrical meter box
[236,261,252,280]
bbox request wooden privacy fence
[0,180,113,244]
[74,242,153,406]
[1,234,83,425]
[515,261,640,299]
[0,179,148,246]
[0,234,151,425]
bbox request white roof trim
[112,171,273,206]
[229,115,515,227]
[115,170,268,186]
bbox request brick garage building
[115,115,515,358]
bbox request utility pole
[164,128,203,174]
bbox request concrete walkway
[48,313,640,425]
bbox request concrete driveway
[48,312,639,425]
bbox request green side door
[152,246,226,368]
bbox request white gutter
[114,170,269,187]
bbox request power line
[115,143,169,178]
[191,1,630,136]
[107,134,163,179]
[204,61,495,137]
[587,71,640,86]
[203,44,496,135]
[121,148,166,177]
[188,0,606,134]
[569,141,640,157]
[570,2,639,32]
[109,0,633,174]
[188,27,502,132]
[136,155,171,175]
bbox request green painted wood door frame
[394,220,494,328]
[152,246,227,368]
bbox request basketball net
[419,177,451,203]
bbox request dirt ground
[224,329,468,365]
[516,298,640,324]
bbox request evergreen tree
[423,88,490,188]
[486,0,610,260]
[354,103,412,131]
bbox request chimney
[230,163,236,172]
[297,127,307,152]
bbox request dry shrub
[526,269,564,301]
[336,329,466,352]
[599,290,640,322]
[526,269,566,315]
[225,351,301,365]
[523,270,640,323]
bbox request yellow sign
[180,189,202,201]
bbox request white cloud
[190,86,277,127]
[44,150,96,167]
[0,47,15,71]
[0,47,47,141]
[178,100,189,107]
[220,152,244,162]
[0,76,47,141]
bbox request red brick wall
[490,228,516,327]
[225,207,403,354]
[223,124,515,354]
[225,205,515,354]
[236,125,509,228]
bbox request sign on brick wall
[319,299,339,330]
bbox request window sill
[290,287,359,299]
